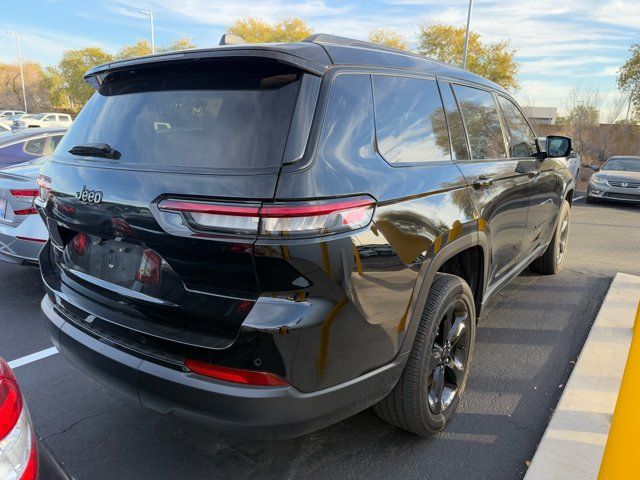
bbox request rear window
[372,75,450,164]
[55,59,305,170]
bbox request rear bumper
[0,215,47,264]
[42,295,405,438]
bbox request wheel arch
[398,231,489,356]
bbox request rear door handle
[473,176,494,190]
[527,169,540,178]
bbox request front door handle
[527,169,540,178]
[473,176,494,190]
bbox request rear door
[442,83,531,287]
[39,57,317,347]
[497,95,559,250]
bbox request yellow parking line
[598,300,640,479]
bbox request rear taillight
[0,358,38,480]
[158,196,375,239]
[184,359,288,387]
[10,189,38,216]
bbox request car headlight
[590,175,608,186]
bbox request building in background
[523,106,558,125]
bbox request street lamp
[462,0,473,70]
[139,10,155,54]
[6,31,28,113]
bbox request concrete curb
[525,272,640,480]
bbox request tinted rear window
[55,59,304,170]
[453,85,506,160]
[373,75,450,164]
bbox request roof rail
[303,33,407,55]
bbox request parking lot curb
[524,272,640,480]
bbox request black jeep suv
[37,34,574,438]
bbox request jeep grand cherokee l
[37,34,574,438]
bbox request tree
[158,38,195,53]
[117,40,152,60]
[618,44,640,119]
[228,17,312,43]
[45,47,114,112]
[417,24,518,90]
[0,62,51,111]
[116,38,195,60]
[368,29,408,51]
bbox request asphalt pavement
[2,196,639,480]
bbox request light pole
[139,10,155,53]
[462,0,473,70]
[6,31,28,113]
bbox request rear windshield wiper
[69,143,121,160]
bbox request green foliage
[618,44,640,118]
[44,47,114,112]
[117,38,195,60]
[228,17,312,43]
[368,29,409,51]
[417,24,518,90]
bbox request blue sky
[1,0,638,114]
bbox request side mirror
[546,135,572,158]
[593,165,600,171]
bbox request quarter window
[373,75,450,164]
[497,96,536,158]
[453,85,506,160]
[24,137,46,155]
[439,83,470,161]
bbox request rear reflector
[158,196,375,238]
[136,249,162,286]
[184,359,288,387]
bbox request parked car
[0,110,25,120]
[17,113,72,129]
[587,156,640,204]
[37,34,574,439]
[0,128,66,168]
[0,357,71,480]
[0,158,48,265]
[9,113,37,131]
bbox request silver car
[0,158,48,265]
[587,156,640,204]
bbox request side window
[497,96,536,158]
[453,85,506,160]
[372,75,450,164]
[44,115,55,122]
[49,135,64,152]
[24,137,46,155]
[439,83,470,161]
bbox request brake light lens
[136,249,162,286]
[10,189,38,216]
[184,359,288,387]
[0,358,38,480]
[158,196,375,239]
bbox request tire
[530,199,570,275]
[373,273,476,436]
[586,196,598,204]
